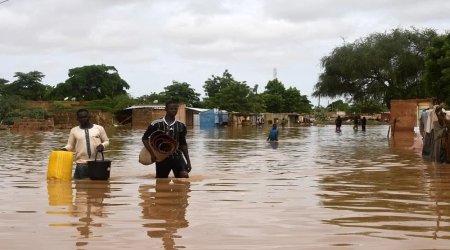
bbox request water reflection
[318,134,450,240]
[139,179,190,250]
[47,180,72,206]
[425,165,450,239]
[269,141,278,149]
[71,181,111,246]
[5,126,450,248]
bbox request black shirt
[142,117,187,157]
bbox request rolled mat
[149,130,178,162]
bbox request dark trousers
[155,156,189,178]
[73,163,89,179]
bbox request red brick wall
[132,109,165,129]
[390,100,417,132]
[390,99,433,133]
[11,118,54,131]
[131,105,186,129]
[52,110,113,129]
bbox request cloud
[0,0,449,104]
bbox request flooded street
[1,125,450,249]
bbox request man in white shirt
[63,109,110,179]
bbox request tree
[349,100,388,114]
[0,78,8,95]
[283,87,312,113]
[203,69,237,98]
[135,93,166,105]
[162,81,201,106]
[214,82,254,112]
[326,100,350,112]
[264,78,285,96]
[247,92,266,113]
[48,82,73,100]
[262,79,311,113]
[313,107,327,123]
[263,93,284,113]
[5,71,50,100]
[262,79,286,113]
[64,64,130,101]
[424,33,450,105]
[313,28,438,108]
[201,70,264,112]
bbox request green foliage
[87,94,136,113]
[0,78,9,95]
[0,95,24,124]
[262,93,284,113]
[4,71,50,100]
[162,81,201,106]
[265,79,286,95]
[203,69,236,98]
[313,28,438,108]
[202,70,265,113]
[263,79,312,113]
[62,64,130,101]
[51,102,72,110]
[283,87,312,113]
[214,82,253,113]
[313,107,327,123]
[326,100,350,112]
[47,82,73,101]
[424,33,450,106]
[247,92,266,113]
[20,108,48,119]
[135,92,166,105]
[349,100,388,114]
[263,79,285,113]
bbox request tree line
[0,66,312,124]
[2,27,449,124]
[313,27,450,109]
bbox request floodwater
[1,125,450,250]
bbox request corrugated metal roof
[186,107,208,112]
[124,105,209,112]
[124,105,165,110]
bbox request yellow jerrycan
[47,150,74,180]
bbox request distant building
[119,104,207,129]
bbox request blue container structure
[200,109,228,129]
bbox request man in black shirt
[335,115,342,133]
[361,116,367,131]
[142,100,192,178]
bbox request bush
[20,108,49,119]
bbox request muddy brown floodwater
[1,125,450,249]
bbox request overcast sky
[1,0,449,105]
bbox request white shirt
[64,124,110,163]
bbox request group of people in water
[61,100,378,180]
[62,100,192,179]
[335,115,367,133]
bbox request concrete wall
[390,99,433,134]
[132,108,165,129]
[52,110,113,129]
[131,104,186,129]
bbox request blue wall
[200,109,228,129]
